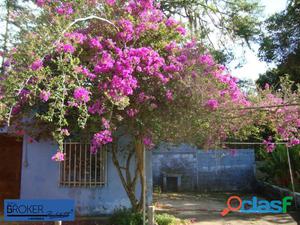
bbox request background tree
[257,0,300,90]
[0,0,32,73]
[159,0,262,48]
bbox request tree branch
[6,15,117,127]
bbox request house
[0,130,152,215]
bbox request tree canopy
[257,0,300,89]
[159,0,262,47]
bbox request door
[0,135,22,214]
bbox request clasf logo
[221,196,293,216]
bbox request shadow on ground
[154,192,299,225]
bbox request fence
[152,143,255,192]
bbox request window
[59,141,107,187]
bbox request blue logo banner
[4,199,75,221]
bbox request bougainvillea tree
[0,0,299,211]
[248,79,300,152]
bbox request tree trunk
[111,136,145,212]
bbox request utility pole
[143,145,146,225]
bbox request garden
[0,0,299,224]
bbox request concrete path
[154,193,299,225]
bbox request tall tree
[257,0,300,90]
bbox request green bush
[259,144,300,191]
[155,213,178,225]
[109,208,143,225]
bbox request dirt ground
[154,192,300,225]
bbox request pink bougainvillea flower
[61,128,70,136]
[12,104,21,115]
[36,0,46,7]
[264,83,270,89]
[198,54,214,66]
[62,44,75,53]
[165,17,178,27]
[117,19,134,42]
[102,117,110,129]
[39,90,50,102]
[176,26,186,35]
[82,68,96,80]
[150,103,158,109]
[110,75,138,96]
[296,119,300,127]
[137,92,150,103]
[105,0,116,6]
[289,138,300,146]
[263,138,276,153]
[88,100,105,115]
[165,41,178,52]
[126,108,139,117]
[15,130,25,136]
[56,3,74,15]
[56,42,75,54]
[91,130,113,153]
[30,59,43,71]
[94,51,115,73]
[74,87,90,103]
[51,151,65,161]
[205,99,219,110]
[65,32,87,44]
[166,90,173,101]
[3,59,11,67]
[89,37,103,50]
[143,136,154,149]
[74,65,83,73]
[20,89,30,103]
[56,7,65,15]
[28,137,35,143]
[68,101,79,108]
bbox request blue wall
[20,135,152,215]
[152,143,255,192]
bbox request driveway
[154,193,299,225]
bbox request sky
[229,0,288,81]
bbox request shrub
[259,144,300,191]
[109,208,143,225]
[155,213,179,225]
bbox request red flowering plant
[0,0,299,211]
